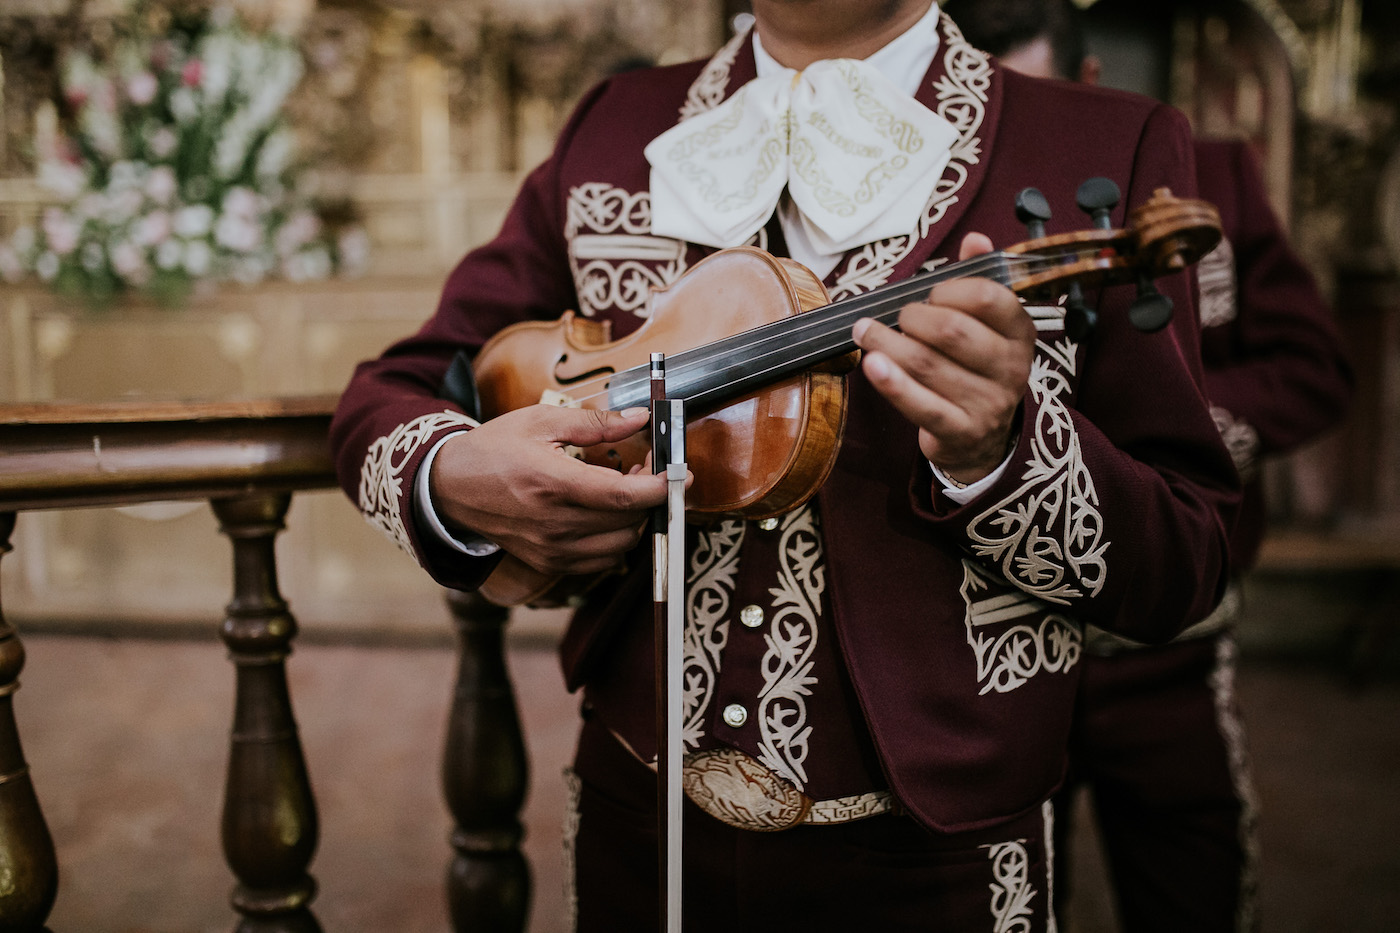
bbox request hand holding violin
[853,232,1036,485]
[428,405,669,577]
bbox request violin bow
[650,352,687,933]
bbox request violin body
[472,248,856,607]
[474,247,857,518]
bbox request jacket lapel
[824,11,1005,298]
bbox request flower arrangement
[0,1,368,308]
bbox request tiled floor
[9,621,1399,933]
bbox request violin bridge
[540,389,585,460]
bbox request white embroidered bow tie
[646,57,959,254]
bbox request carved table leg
[0,512,59,932]
[212,495,321,933]
[442,589,530,933]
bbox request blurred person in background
[943,0,1355,930]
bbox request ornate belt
[681,747,895,832]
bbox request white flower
[222,186,263,219]
[37,161,88,200]
[337,227,371,274]
[110,241,150,285]
[173,204,215,237]
[29,6,342,301]
[284,245,331,282]
[147,126,179,159]
[109,160,143,191]
[146,165,177,203]
[42,208,81,256]
[36,252,61,282]
[126,71,158,105]
[199,34,235,102]
[80,241,106,272]
[215,211,261,253]
[80,81,123,156]
[275,209,320,256]
[106,188,144,225]
[170,86,199,123]
[135,210,173,246]
[183,239,213,276]
[156,239,184,270]
[255,129,293,179]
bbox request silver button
[722,704,748,728]
[757,517,780,531]
[740,604,765,628]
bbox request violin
[468,180,1222,606]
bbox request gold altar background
[1,0,1399,640]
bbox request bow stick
[650,352,686,933]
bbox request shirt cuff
[414,432,502,558]
[930,443,1016,505]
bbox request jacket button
[757,517,779,531]
[722,704,748,728]
[740,604,765,628]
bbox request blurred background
[1,0,1398,931]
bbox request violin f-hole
[551,354,616,386]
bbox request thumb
[959,232,995,260]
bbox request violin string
[553,248,1080,410]
[677,246,1099,380]
[556,250,1065,409]
[554,253,1028,407]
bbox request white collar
[750,2,942,277]
[751,2,941,98]
[646,3,953,277]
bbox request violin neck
[610,250,1021,413]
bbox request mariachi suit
[330,12,1240,930]
[1060,139,1354,933]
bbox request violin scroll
[1005,180,1222,335]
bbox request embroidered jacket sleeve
[915,102,1242,644]
[1194,139,1354,468]
[328,82,611,591]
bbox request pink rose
[182,59,203,87]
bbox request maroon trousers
[568,711,1058,933]
[1055,634,1257,932]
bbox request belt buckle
[682,747,812,832]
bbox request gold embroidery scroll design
[960,560,1081,695]
[681,520,745,749]
[358,410,480,557]
[985,837,1038,933]
[965,331,1109,605]
[756,505,824,789]
[565,182,687,318]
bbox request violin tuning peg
[1128,279,1174,333]
[1064,303,1097,341]
[1063,281,1096,341]
[1076,177,1121,230]
[1015,188,1053,239]
[1064,303,1097,340]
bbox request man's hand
[851,232,1036,485]
[428,405,668,576]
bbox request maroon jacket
[1193,139,1353,571]
[330,16,1240,832]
